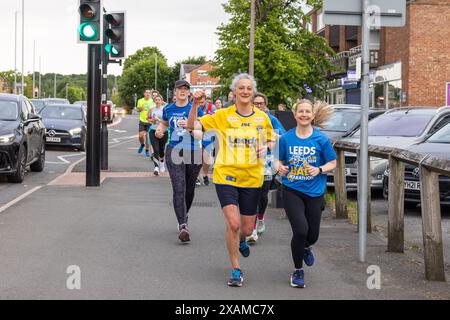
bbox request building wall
[189,63,220,86]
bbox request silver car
[329,106,450,190]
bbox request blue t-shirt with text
[278,128,336,197]
[163,102,204,151]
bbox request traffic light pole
[86,44,102,187]
[101,15,109,171]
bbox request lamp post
[249,0,255,77]
[14,11,19,94]
[21,0,25,96]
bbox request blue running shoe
[145,150,151,158]
[304,247,315,267]
[227,269,244,287]
[290,269,306,288]
[239,240,250,258]
[137,145,144,154]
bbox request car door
[25,99,42,160]
[20,100,34,162]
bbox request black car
[0,94,46,183]
[40,104,87,151]
[383,122,450,206]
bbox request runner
[198,94,217,186]
[214,98,223,110]
[187,73,275,287]
[148,94,168,176]
[155,80,203,243]
[136,89,156,157]
[246,93,286,244]
[276,99,336,288]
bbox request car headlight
[69,128,82,136]
[0,134,15,144]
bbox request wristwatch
[319,167,323,174]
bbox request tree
[212,0,335,107]
[118,50,171,108]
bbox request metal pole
[32,40,35,98]
[86,44,102,187]
[359,0,371,263]
[14,11,18,94]
[101,18,109,171]
[54,73,57,97]
[38,56,41,99]
[65,83,68,100]
[21,0,25,96]
[155,53,158,90]
[249,0,256,76]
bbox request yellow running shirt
[199,105,274,188]
[137,98,155,124]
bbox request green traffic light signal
[105,44,119,55]
[79,22,98,41]
[78,0,102,43]
[104,12,125,59]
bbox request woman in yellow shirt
[187,73,274,287]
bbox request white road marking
[0,186,42,214]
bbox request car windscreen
[324,111,361,132]
[41,106,82,120]
[46,99,70,105]
[353,112,434,137]
[428,123,450,143]
[0,101,18,120]
[31,100,46,111]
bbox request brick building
[180,62,221,97]
[309,0,450,108]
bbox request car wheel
[79,137,86,152]
[8,145,26,183]
[30,140,45,172]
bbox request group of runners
[135,74,337,289]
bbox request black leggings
[149,130,168,166]
[257,178,273,215]
[282,186,324,269]
[165,145,203,226]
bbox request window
[317,11,325,31]
[306,22,313,33]
[359,113,434,137]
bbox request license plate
[46,137,61,143]
[404,180,420,191]
[345,168,351,175]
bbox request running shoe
[137,145,144,154]
[304,247,315,267]
[227,268,244,287]
[153,166,160,176]
[195,178,201,186]
[290,269,306,288]
[256,218,266,235]
[145,150,151,158]
[203,176,210,186]
[160,161,166,173]
[246,229,258,244]
[178,224,190,243]
[239,240,250,258]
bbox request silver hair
[230,73,257,92]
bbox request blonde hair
[293,99,333,129]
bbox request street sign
[323,0,406,27]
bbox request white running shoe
[246,229,258,244]
[153,166,160,176]
[256,218,266,235]
[160,161,166,173]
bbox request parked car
[329,106,450,190]
[30,99,48,113]
[43,98,70,105]
[0,93,46,183]
[322,104,386,139]
[40,104,87,151]
[382,122,450,206]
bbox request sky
[0,0,231,76]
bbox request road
[0,114,449,300]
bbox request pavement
[0,114,449,300]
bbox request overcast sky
[0,0,231,76]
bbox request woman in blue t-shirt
[276,99,337,289]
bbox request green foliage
[212,0,335,108]
[56,86,85,104]
[119,48,171,108]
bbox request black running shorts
[215,184,261,216]
[139,122,150,132]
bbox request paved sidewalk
[0,175,449,300]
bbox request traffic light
[102,103,112,123]
[104,12,126,59]
[78,0,103,43]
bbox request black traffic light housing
[102,103,112,123]
[78,0,103,43]
[104,12,126,59]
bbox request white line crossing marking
[0,186,42,214]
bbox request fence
[333,140,450,282]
